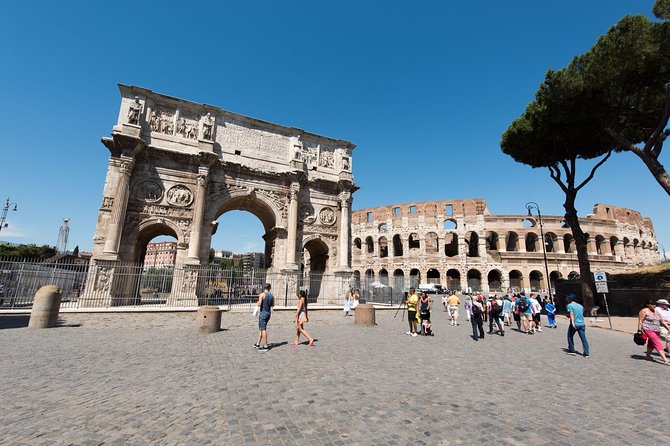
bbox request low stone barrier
[29,285,62,329]
[354,303,376,326]
[196,306,222,333]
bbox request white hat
[657,299,670,306]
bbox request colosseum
[351,199,658,300]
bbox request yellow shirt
[447,295,460,306]
[407,293,419,311]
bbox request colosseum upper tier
[351,199,658,294]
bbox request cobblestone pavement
[1,304,668,445]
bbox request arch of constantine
[81,85,356,306]
[351,198,658,297]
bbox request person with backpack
[470,297,485,340]
[515,293,533,334]
[488,294,505,336]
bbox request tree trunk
[563,190,595,312]
[632,149,670,196]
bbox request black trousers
[471,317,485,340]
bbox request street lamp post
[525,201,553,303]
[0,198,18,233]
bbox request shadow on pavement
[0,315,29,330]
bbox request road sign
[595,281,609,293]
[593,271,607,282]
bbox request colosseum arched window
[393,269,405,300]
[409,269,421,288]
[427,268,440,283]
[509,270,523,291]
[378,236,389,257]
[568,271,580,280]
[443,219,457,230]
[378,223,388,232]
[447,269,461,290]
[549,270,562,289]
[426,232,439,253]
[467,269,482,291]
[529,270,544,291]
[488,269,502,291]
[444,233,458,257]
[610,236,620,256]
[525,233,539,252]
[522,218,536,228]
[486,231,499,251]
[545,233,557,252]
[564,234,575,254]
[409,233,420,250]
[506,232,519,252]
[623,237,631,256]
[466,232,479,257]
[393,234,403,257]
[354,238,362,250]
[379,269,389,285]
[595,235,607,255]
[365,236,374,253]
[353,271,361,291]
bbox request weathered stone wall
[351,199,658,295]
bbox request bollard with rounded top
[29,285,62,329]
[196,306,222,333]
[354,303,376,326]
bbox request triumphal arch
[81,85,356,306]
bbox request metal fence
[0,258,343,311]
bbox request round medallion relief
[134,181,163,202]
[319,207,336,225]
[166,185,193,206]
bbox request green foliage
[0,243,57,258]
[654,0,670,20]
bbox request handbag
[633,330,647,346]
[252,306,259,317]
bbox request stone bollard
[29,285,62,329]
[354,303,376,326]
[196,306,222,333]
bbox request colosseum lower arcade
[351,199,658,300]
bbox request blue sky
[0,0,667,257]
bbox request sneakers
[411,333,418,337]
[258,346,268,352]
[537,328,543,332]
[567,351,577,355]
[406,331,412,335]
[584,355,591,359]
[254,343,260,349]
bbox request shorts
[521,312,533,321]
[660,326,670,342]
[513,312,521,321]
[449,307,459,318]
[533,313,541,324]
[259,311,271,331]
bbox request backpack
[472,303,482,318]
[518,297,529,312]
[491,300,500,314]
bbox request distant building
[144,242,177,267]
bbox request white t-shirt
[529,298,542,314]
[655,306,670,323]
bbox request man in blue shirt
[566,294,590,358]
[515,293,533,334]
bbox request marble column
[103,155,134,255]
[338,191,352,270]
[284,182,300,270]
[187,166,209,261]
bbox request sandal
[290,342,298,347]
[308,341,315,347]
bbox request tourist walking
[565,294,590,358]
[419,292,432,335]
[352,289,360,310]
[447,292,460,326]
[343,290,351,316]
[638,299,670,365]
[544,297,557,328]
[464,295,472,322]
[292,290,315,347]
[255,283,274,352]
[656,299,670,354]
[529,294,543,332]
[502,295,513,326]
[406,287,419,336]
[470,297,485,340]
[488,295,505,336]
[516,293,533,334]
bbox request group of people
[405,288,434,336]
[637,298,670,365]
[342,290,360,316]
[253,283,316,352]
